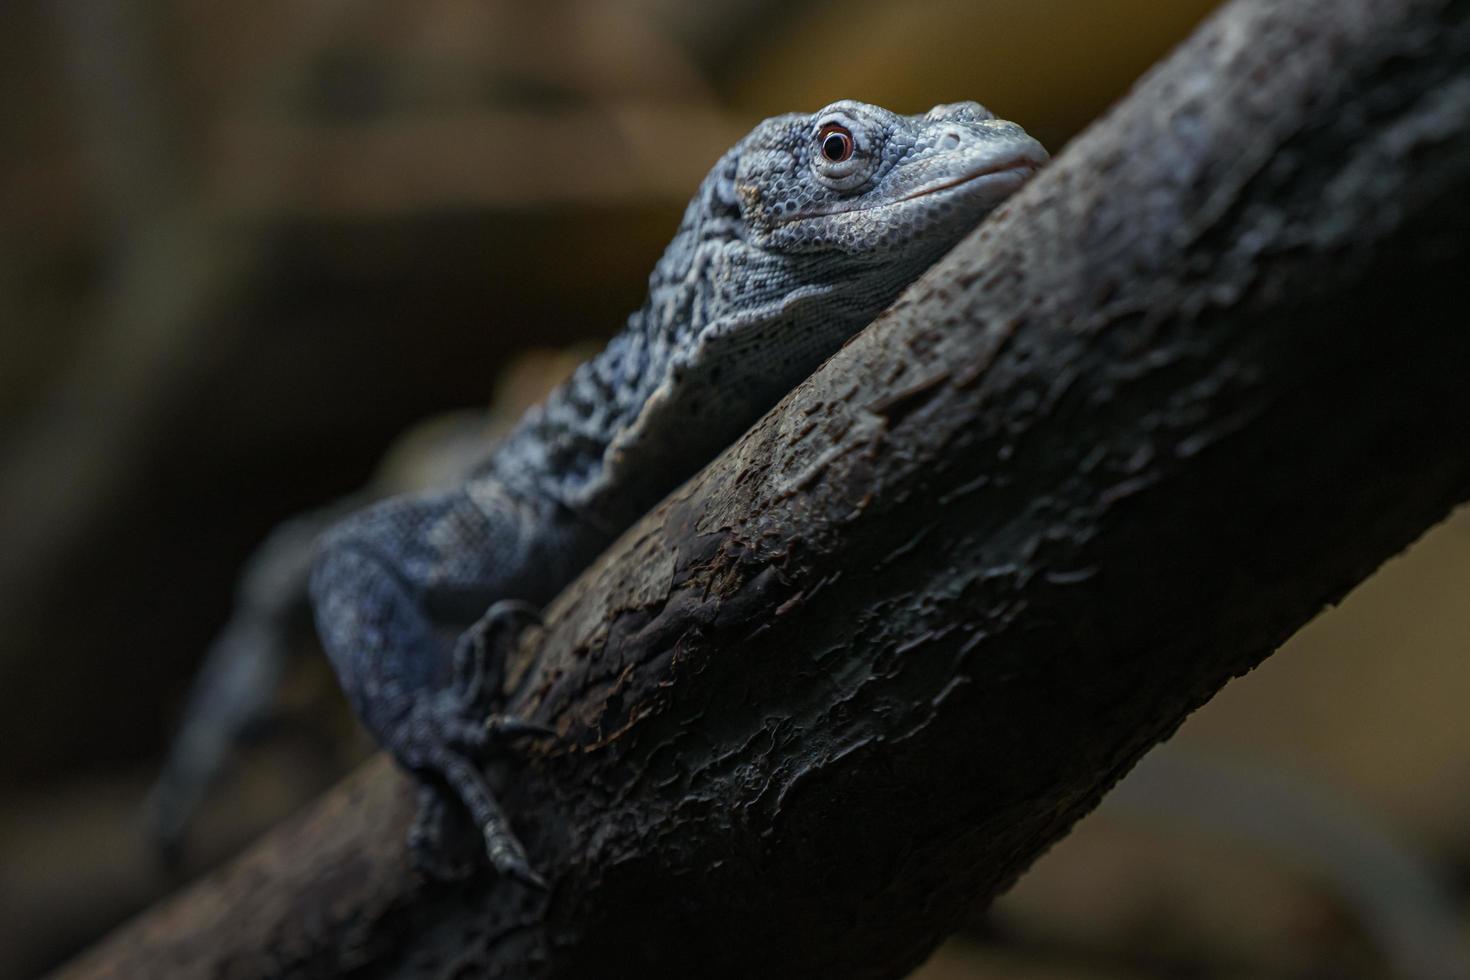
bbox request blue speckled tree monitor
[309,100,1047,885]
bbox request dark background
[2,2,1467,976]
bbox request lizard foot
[399,601,555,886]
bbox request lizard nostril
[940,131,962,151]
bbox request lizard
[307,99,1048,886]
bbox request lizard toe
[431,750,545,888]
[452,600,545,709]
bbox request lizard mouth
[894,156,1044,203]
[784,153,1044,225]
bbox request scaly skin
[309,100,1047,884]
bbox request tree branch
[59,0,1470,976]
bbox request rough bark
[57,0,1470,976]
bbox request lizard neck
[489,154,753,521]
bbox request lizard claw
[488,837,549,891]
[452,600,544,710]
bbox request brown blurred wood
[54,0,1470,976]
[209,107,749,216]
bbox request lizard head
[732,99,1048,257]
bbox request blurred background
[2,1,1467,977]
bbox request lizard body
[309,100,1046,883]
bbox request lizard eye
[818,124,854,163]
[809,116,874,191]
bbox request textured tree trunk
[57,0,1470,976]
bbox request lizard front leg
[310,478,591,884]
